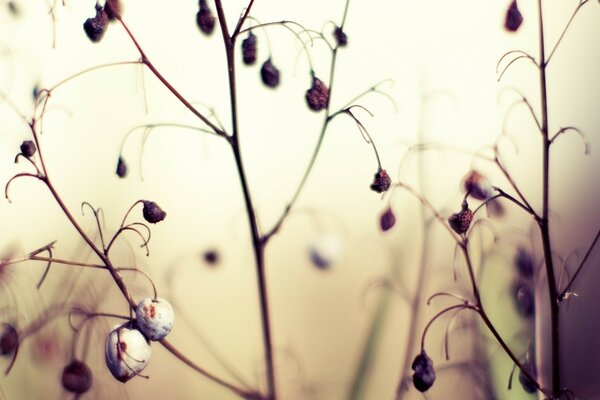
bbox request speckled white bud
[135,298,174,341]
[105,325,151,383]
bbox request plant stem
[537,0,560,395]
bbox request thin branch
[559,226,600,300]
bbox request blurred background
[1,0,600,398]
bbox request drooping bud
[379,207,396,232]
[241,32,257,65]
[61,360,93,394]
[463,170,492,200]
[260,59,280,88]
[518,361,538,393]
[135,298,174,341]
[505,0,523,32]
[196,0,215,35]
[412,351,436,392]
[448,201,473,235]
[20,140,37,158]
[370,169,391,194]
[309,233,342,270]
[104,0,121,21]
[105,325,151,383]
[0,324,18,355]
[333,26,348,47]
[142,201,166,224]
[116,156,127,178]
[305,76,329,111]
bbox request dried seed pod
[105,325,151,383]
[116,156,127,178]
[505,0,523,32]
[83,5,108,42]
[19,140,36,158]
[142,201,166,224]
[379,207,396,232]
[305,76,329,111]
[514,247,533,278]
[309,233,342,269]
[448,201,473,234]
[0,324,18,355]
[104,0,121,21]
[463,170,492,200]
[196,0,215,35]
[61,360,93,394]
[260,59,280,88]
[518,361,538,393]
[333,26,348,47]
[241,32,257,65]
[412,351,436,392]
[370,169,391,194]
[136,298,174,341]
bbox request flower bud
[104,0,121,21]
[505,0,523,32]
[305,76,329,111]
[379,207,396,232]
[20,140,37,158]
[370,169,391,194]
[0,324,18,355]
[197,0,215,35]
[448,201,473,234]
[241,32,257,65]
[142,201,166,224]
[463,170,492,200]
[105,325,151,383]
[116,156,127,178]
[333,26,348,47]
[260,59,280,88]
[518,361,538,393]
[136,298,174,341]
[412,351,436,392]
[61,360,93,394]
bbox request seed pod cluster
[305,76,329,111]
[412,351,436,392]
[505,0,523,32]
[370,169,391,194]
[197,0,215,35]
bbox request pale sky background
[1,0,599,399]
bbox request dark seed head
[334,26,348,47]
[142,201,166,224]
[203,249,220,265]
[505,0,523,32]
[0,324,18,355]
[463,170,492,200]
[83,6,108,43]
[411,351,436,392]
[197,0,215,35]
[518,362,538,393]
[20,140,37,158]
[305,76,329,111]
[379,207,396,232]
[370,169,391,194]
[513,283,535,317]
[116,157,127,178]
[515,248,533,278]
[448,201,473,234]
[62,360,93,394]
[104,0,121,21]
[241,32,257,65]
[260,59,280,88]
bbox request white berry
[105,325,151,383]
[135,297,174,341]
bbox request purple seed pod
[196,0,215,35]
[518,361,538,393]
[19,140,37,158]
[505,0,523,32]
[411,351,436,392]
[260,59,280,88]
[116,156,127,178]
[515,247,534,278]
[333,26,348,47]
[83,6,109,43]
[61,360,93,394]
[105,325,151,383]
[241,32,257,65]
[370,169,392,194]
[305,76,329,111]
[104,0,121,21]
[379,207,396,232]
[514,283,535,317]
[448,202,473,235]
[0,324,18,355]
[142,201,166,224]
[463,170,492,200]
[135,298,174,341]
[203,249,220,265]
